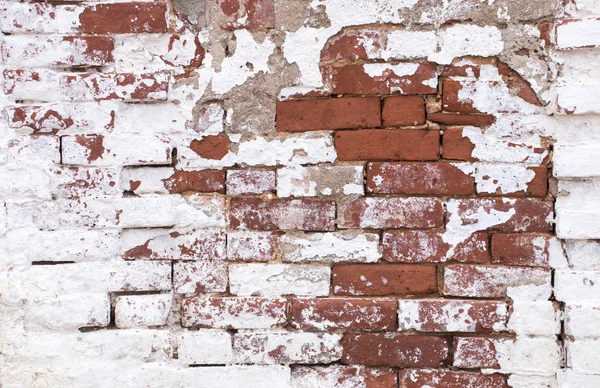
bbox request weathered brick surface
[0,0,579,385]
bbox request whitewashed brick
[115,294,172,328]
[507,301,561,336]
[4,228,119,263]
[25,293,110,330]
[3,69,61,101]
[121,228,226,261]
[555,270,600,302]
[565,240,600,270]
[229,264,330,297]
[3,260,171,296]
[182,297,287,329]
[292,366,395,388]
[177,330,233,365]
[226,169,276,195]
[277,165,363,197]
[227,231,277,262]
[173,261,228,294]
[61,135,172,166]
[556,179,600,238]
[6,329,173,363]
[554,145,600,177]
[558,369,600,387]
[556,85,600,114]
[280,232,381,263]
[454,337,561,376]
[234,332,342,365]
[567,340,600,373]
[565,304,600,337]
[557,19,600,49]
[2,35,114,68]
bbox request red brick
[229,198,336,231]
[181,297,287,329]
[163,170,225,194]
[219,0,275,30]
[60,73,169,101]
[399,370,509,388]
[332,63,437,95]
[338,197,443,229]
[382,230,488,263]
[453,337,505,368]
[382,96,426,127]
[332,264,438,296]
[443,265,551,298]
[491,234,553,267]
[447,198,553,233]
[335,129,440,161]
[79,3,167,34]
[442,127,475,161]
[367,162,474,195]
[276,97,381,132]
[291,298,398,331]
[321,29,384,61]
[397,299,508,332]
[428,112,495,126]
[292,366,397,388]
[342,334,448,367]
[189,134,230,160]
[442,79,480,114]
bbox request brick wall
[0,0,597,386]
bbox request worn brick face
[1,0,576,385]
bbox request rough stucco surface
[0,0,599,386]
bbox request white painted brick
[565,240,600,270]
[120,228,226,261]
[0,166,52,200]
[557,19,600,49]
[1,364,292,388]
[7,135,60,165]
[3,69,61,102]
[227,231,277,262]
[52,166,120,198]
[556,85,600,114]
[6,101,118,134]
[173,261,228,294]
[25,293,110,330]
[554,144,600,177]
[177,330,233,365]
[432,25,504,64]
[4,228,119,263]
[507,301,561,336]
[454,337,561,376]
[234,332,342,365]
[3,260,171,297]
[226,169,276,195]
[558,369,600,387]
[556,179,600,239]
[2,35,113,68]
[507,375,558,388]
[566,340,600,373]
[229,264,330,297]
[6,329,173,363]
[121,166,174,194]
[61,135,172,166]
[566,0,600,17]
[280,231,381,263]
[235,133,336,167]
[277,165,363,197]
[112,33,202,73]
[182,297,287,329]
[292,366,394,388]
[565,303,600,337]
[115,294,172,328]
[555,270,600,302]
